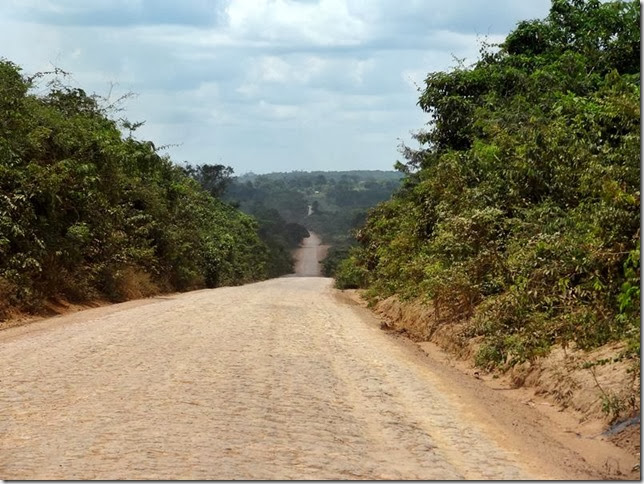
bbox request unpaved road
[0,237,633,479]
[292,231,329,277]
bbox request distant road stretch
[292,231,329,277]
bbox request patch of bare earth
[340,289,641,480]
[1,299,110,332]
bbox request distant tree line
[223,170,403,276]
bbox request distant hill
[225,170,403,234]
[223,170,404,276]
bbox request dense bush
[332,248,370,289]
[339,0,640,368]
[0,60,271,319]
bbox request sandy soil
[0,236,637,479]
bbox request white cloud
[259,56,295,83]
[350,59,373,84]
[252,55,327,84]
[0,0,552,173]
[225,0,368,46]
[257,100,300,120]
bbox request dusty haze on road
[292,231,329,277]
[0,234,632,479]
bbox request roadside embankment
[339,290,641,462]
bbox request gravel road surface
[0,234,621,479]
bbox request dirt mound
[510,344,640,422]
[374,296,479,360]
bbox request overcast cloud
[0,0,551,174]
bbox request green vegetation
[337,0,640,368]
[0,61,273,320]
[183,163,309,278]
[224,170,402,276]
[244,204,310,277]
[0,58,400,321]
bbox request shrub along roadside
[336,0,640,370]
[0,60,271,320]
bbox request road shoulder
[333,288,640,480]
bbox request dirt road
[292,231,328,277]
[0,237,631,479]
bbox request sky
[0,0,551,174]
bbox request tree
[183,163,234,198]
[340,0,640,367]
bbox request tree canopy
[0,61,273,319]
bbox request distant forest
[223,170,403,276]
[2,61,381,319]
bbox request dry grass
[0,277,19,321]
[111,267,160,301]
